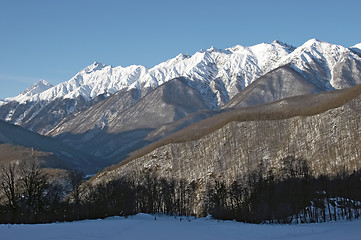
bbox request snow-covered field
[1,214,361,240]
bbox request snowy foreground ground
[1,214,361,240]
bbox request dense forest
[1,156,361,224]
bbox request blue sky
[0,0,360,99]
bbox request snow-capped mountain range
[0,39,360,135]
[2,40,295,108]
[3,39,361,106]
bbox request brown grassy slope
[103,83,361,174]
[0,144,68,169]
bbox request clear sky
[0,0,360,99]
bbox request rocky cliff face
[93,85,361,195]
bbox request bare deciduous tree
[0,163,18,210]
[18,160,48,220]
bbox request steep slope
[225,40,361,109]
[0,94,106,134]
[224,65,323,108]
[0,120,97,173]
[145,109,224,142]
[48,78,210,165]
[93,84,361,193]
[47,88,142,135]
[276,39,361,89]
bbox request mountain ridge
[3,40,295,105]
[2,39,361,106]
[0,39,297,133]
[0,39,360,172]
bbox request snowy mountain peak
[272,40,296,51]
[350,43,361,55]
[3,79,53,103]
[198,46,232,54]
[304,38,322,44]
[40,79,51,85]
[295,39,348,62]
[227,45,246,52]
[82,61,108,73]
[274,39,358,90]
[272,40,285,45]
[352,43,361,49]
[172,53,191,62]
[297,39,348,56]
[209,46,232,54]
[19,79,53,97]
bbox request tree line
[1,156,361,224]
[208,156,361,223]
